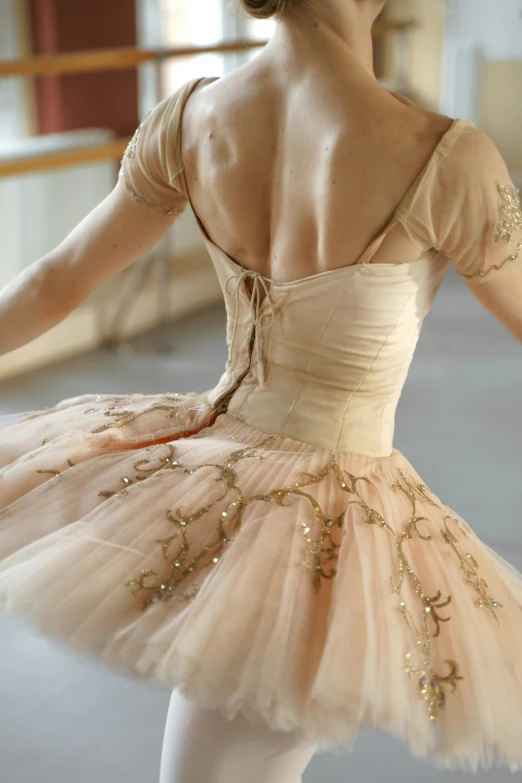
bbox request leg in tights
[159,688,317,783]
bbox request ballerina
[1,0,522,780]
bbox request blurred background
[0,1,521,782]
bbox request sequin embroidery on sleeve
[461,184,522,280]
[119,114,184,218]
[118,170,183,217]
[494,185,522,243]
[124,120,145,160]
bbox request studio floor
[1,268,521,783]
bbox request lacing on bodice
[225,269,275,383]
[206,245,451,457]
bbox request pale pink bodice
[206,240,450,457]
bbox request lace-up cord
[225,269,275,383]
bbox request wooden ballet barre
[0,21,415,79]
[0,40,267,79]
[0,16,417,179]
[0,138,130,178]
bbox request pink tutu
[1,392,522,773]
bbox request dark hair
[239,0,290,20]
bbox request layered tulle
[1,396,522,773]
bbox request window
[246,18,276,41]
[241,17,275,62]
[161,0,226,88]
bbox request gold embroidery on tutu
[342,466,463,723]
[394,470,503,721]
[124,437,276,608]
[124,448,357,607]
[259,459,353,591]
[98,445,180,499]
[36,459,75,477]
[120,440,468,723]
[88,396,185,434]
[461,185,522,280]
[93,436,503,725]
[441,519,502,618]
[407,475,503,621]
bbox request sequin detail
[36,459,75,477]
[441,518,503,617]
[125,437,277,608]
[394,470,504,721]
[98,445,180,500]
[118,169,182,217]
[293,462,366,590]
[88,396,185,434]
[119,114,185,218]
[124,121,145,161]
[121,438,506,723]
[460,238,522,280]
[409,478,503,618]
[461,185,522,280]
[343,465,464,723]
[494,185,522,244]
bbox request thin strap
[355,217,400,266]
[355,118,467,266]
[394,118,468,220]
[175,76,218,238]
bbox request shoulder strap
[172,76,221,240]
[356,119,470,266]
[394,118,470,222]
[174,77,213,205]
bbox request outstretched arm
[0,79,201,358]
[0,184,179,357]
[439,133,522,344]
[464,268,522,345]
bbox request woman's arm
[464,267,522,345]
[0,183,179,357]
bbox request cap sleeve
[399,124,522,284]
[118,79,200,218]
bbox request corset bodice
[204,239,450,457]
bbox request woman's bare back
[181,30,454,283]
[2,0,521,363]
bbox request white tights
[159,689,318,783]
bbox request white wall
[441,0,522,121]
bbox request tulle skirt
[1,391,521,773]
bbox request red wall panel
[30,0,139,136]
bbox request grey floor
[1,267,521,782]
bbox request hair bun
[239,0,289,20]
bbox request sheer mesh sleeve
[118,80,200,218]
[398,124,522,284]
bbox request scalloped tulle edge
[1,600,520,775]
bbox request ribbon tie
[225,268,275,383]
